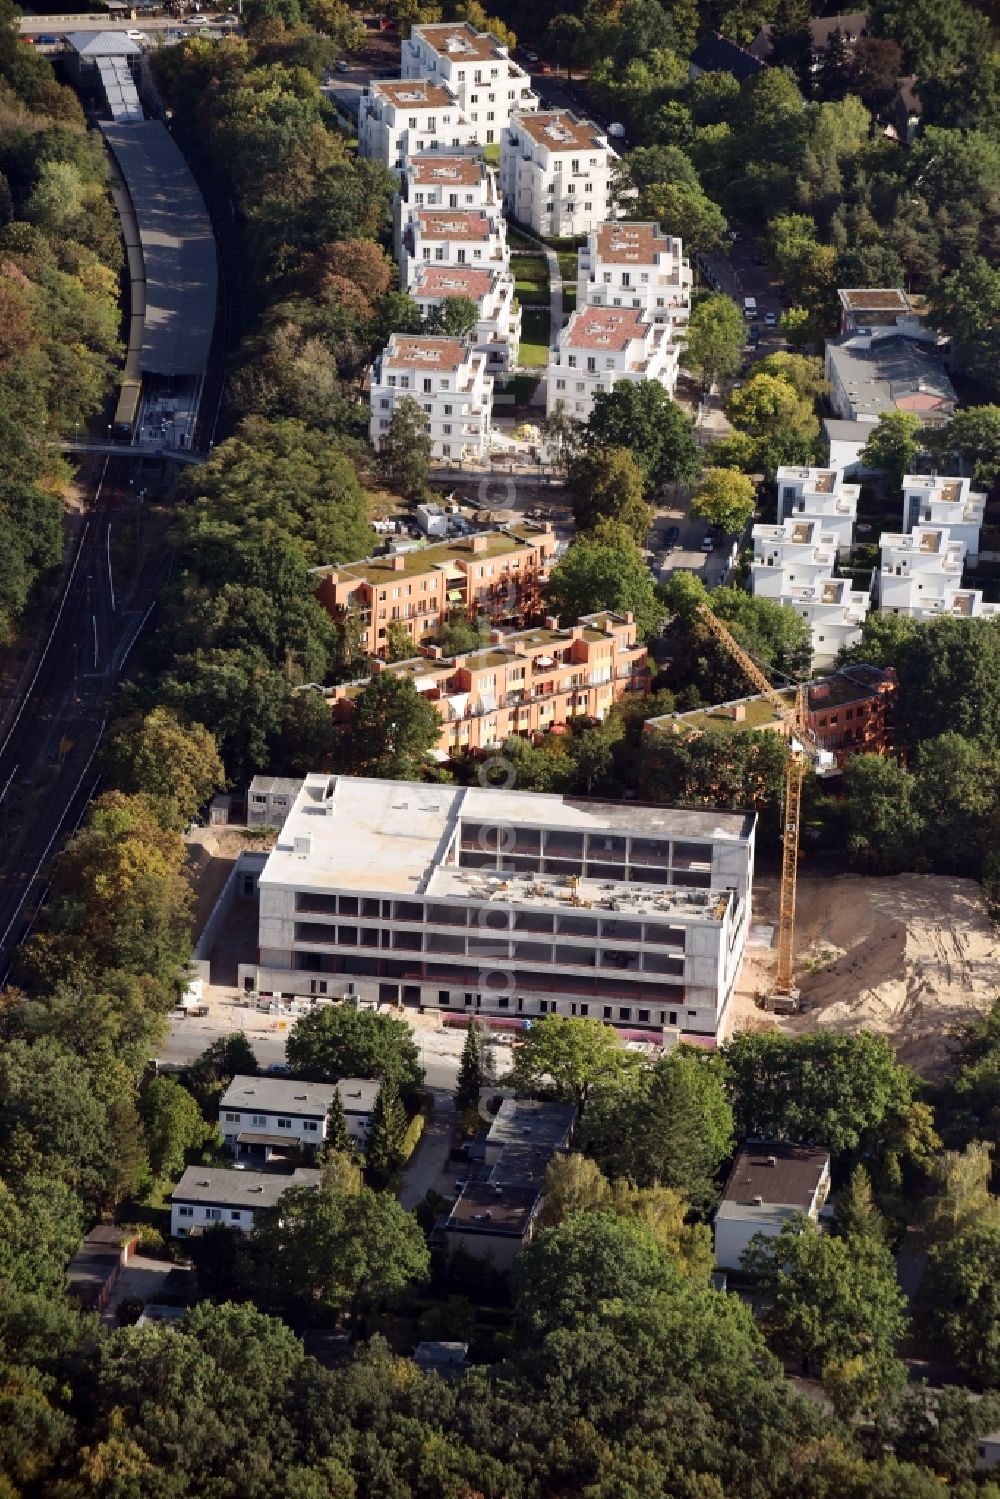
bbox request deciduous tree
[510,1014,628,1117]
[104,707,224,830]
[567,445,651,544]
[381,395,433,503]
[690,466,756,534]
[684,293,745,388]
[341,673,442,778]
[545,521,662,639]
[286,1005,423,1089]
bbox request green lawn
[556,250,578,284]
[562,284,577,314]
[508,225,540,251]
[483,142,500,166]
[519,308,550,367]
[514,253,549,302]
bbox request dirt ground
[185,825,275,937]
[730,871,1000,1076]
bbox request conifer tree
[323,1088,352,1157]
[455,1023,485,1115]
[367,1077,408,1185]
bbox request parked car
[748,329,759,349]
[700,535,715,553]
[524,48,539,61]
[663,524,680,550]
[37,32,58,42]
[764,311,778,327]
[335,57,349,71]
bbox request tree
[889,1384,1000,1487]
[140,1076,214,1180]
[930,404,1000,487]
[286,1005,423,1089]
[343,673,442,778]
[252,1181,429,1319]
[890,616,1000,751]
[366,1076,409,1185]
[0,1038,115,1207]
[922,1222,1000,1385]
[860,411,924,488]
[842,754,922,873]
[0,1175,84,1299]
[834,1165,889,1245]
[104,707,225,830]
[424,295,479,337]
[510,1014,628,1117]
[723,1030,915,1159]
[743,1219,907,1409]
[384,619,416,663]
[583,1049,734,1210]
[184,1033,259,1117]
[323,1089,352,1156]
[584,382,699,491]
[726,372,820,476]
[690,467,756,535]
[567,445,651,544]
[545,521,662,640]
[849,36,904,111]
[455,1022,485,1114]
[536,1152,612,1227]
[924,1142,1000,1244]
[684,294,745,388]
[927,257,1000,395]
[381,395,433,503]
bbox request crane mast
[694,604,822,1006]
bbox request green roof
[671,692,794,734]
[337,532,539,584]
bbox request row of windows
[222,1112,319,1132]
[178,1206,244,1223]
[437,990,696,1027]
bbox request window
[178,1205,193,1218]
[603,1005,612,1019]
[580,1003,589,1016]
[638,1009,650,1023]
[251,1113,266,1126]
[276,1117,292,1130]
[669,1010,677,1026]
[224,1112,241,1123]
[619,1007,631,1021]
[230,1210,242,1222]
[303,1120,319,1132]
[205,1208,221,1221]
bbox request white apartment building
[902,474,986,558]
[501,110,617,238]
[878,526,968,618]
[546,306,678,421]
[577,221,692,332]
[751,518,869,666]
[780,576,871,667]
[170,1167,321,1238]
[219,1075,337,1156]
[776,466,860,558]
[410,263,520,373]
[394,148,498,256]
[358,78,475,172]
[399,206,509,290]
[401,21,538,145]
[239,774,758,1042]
[370,334,493,462]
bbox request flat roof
[100,121,217,377]
[381,334,470,371]
[428,865,733,923]
[839,288,910,313]
[407,151,485,185]
[564,306,646,352]
[592,221,671,264]
[718,1143,829,1220]
[412,21,506,61]
[220,1075,337,1116]
[486,1098,576,1151]
[376,78,456,109]
[337,1077,380,1112]
[318,528,547,585]
[258,775,754,897]
[67,29,140,54]
[446,1180,541,1235]
[411,264,498,299]
[516,109,607,152]
[414,208,494,241]
[171,1166,320,1209]
[826,334,955,419]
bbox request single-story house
[440,1181,543,1271]
[714,1142,831,1271]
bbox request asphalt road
[0,456,166,983]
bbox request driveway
[398,1088,456,1210]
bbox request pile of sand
[732,872,1000,1075]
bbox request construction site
[731,869,1000,1076]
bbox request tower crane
[695,603,834,1009]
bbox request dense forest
[0,0,122,643]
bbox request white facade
[401,22,538,145]
[577,221,691,332]
[400,206,509,290]
[501,110,617,238]
[776,466,860,558]
[358,78,475,173]
[170,1167,320,1238]
[239,774,758,1042]
[878,526,967,617]
[902,474,986,558]
[219,1075,336,1153]
[751,518,870,667]
[394,147,499,257]
[369,334,494,462]
[546,306,679,421]
[410,262,520,373]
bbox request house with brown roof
[546,304,679,420]
[410,262,521,373]
[368,333,494,462]
[714,1142,831,1270]
[401,21,538,145]
[576,220,692,334]
[400,205,509,289]
[358,77,475,172]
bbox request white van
[743,296,757,318]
